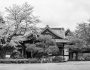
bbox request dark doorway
[26,52,31,58]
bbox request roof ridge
[41,25,64,39]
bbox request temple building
[39,25,72,61]
[13,25,73,60]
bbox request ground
[0,61,90,70]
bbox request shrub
[0,58,40,64]
[10,50,23,59]
[40,56,64,63]
[79,53,90,61]
[85,56,90,61]
[52,56,64,62]
[40,58,49,63]
[78,56,85,61]
[28,58,40,63]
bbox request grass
[0,61,90,70]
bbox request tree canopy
[75,23,90,48]
[0,2,40,58]
[24,35,59,58]
[66,22,90,52]
[0,2,40,47]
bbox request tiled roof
[51,28,65,38]
[40,25,75,43]
[40,25,65,38]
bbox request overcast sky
[0,0,90,31]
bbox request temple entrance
[26,51,31,58]
[58,47,63,55]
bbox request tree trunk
[5,22,20,46]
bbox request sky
[0,0,90,31]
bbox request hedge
[0,59,40,64]
[40,56,65,63]
[0,56,65,63]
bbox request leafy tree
[66,22,90,60]
[25,44,36,58]
[23,34,59,58]
[35,35,58,56]
[65,27,87,50]
[0,3,40,58]
[75,23,90,48]
[0,3,39,47]
[45,45,59,56]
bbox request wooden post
[69,51,73,61]
[69,49,73,60]
[75,52,78,61]
[63,43,64,60]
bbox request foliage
[23,34,59,58]
[0,45,15,59]
[0,2,40,48]
[45,46,59,55]
[6,2,39,24]
[37,35,55,46]
[52,56,64,62]
[10,50,23,59]
[25,44,37,58]
[65,29,73,36]
[0,14,5,23]
[75,22,90,48]
[68,38,85,50]
[0,58,40,63]
[36,35,59,56]
[65,27,87,51]
[0,2,40,58]
[40,57,52,63]
[65,22,90,55]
